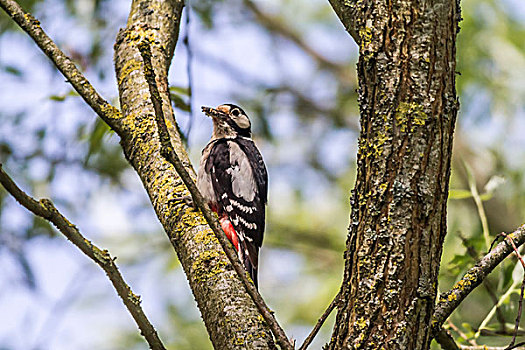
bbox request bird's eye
[231,109,240,117]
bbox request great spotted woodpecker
[197,104,268,288]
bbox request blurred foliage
[0,0,524,349]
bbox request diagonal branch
[0,0,122,132]
[432,224,525,337]
[138,39,293,350]
[298,292,341,350]
[0,165,166,350]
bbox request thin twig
[298,292,340,350]
[0,165,166,350]
[501,233,525,350]
[479,329,525,337]
[0,0,122,131]
[475,276,521,340]
[465,163,491,250]
[183,1,194,139]
[460,346,525,350]
[459,231,507,331]
[448,320,478,347]
[432,224,525,337]
[137,39,293,350]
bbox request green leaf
[85,118,111,161]
[48,89,79,102]
[170,92,191,112]
[3,65,23,77]
[49,94,67,102]
[449,189,472,199]
[169,85,190,96]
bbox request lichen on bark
[328,0,461,349]
[112,0,276,348]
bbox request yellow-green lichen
[356,316,368,330]
[100,103,122,119]
[192,250,228,283]
[233,335,245,346]
[125,27,156,44]
[359,26,372,50]
[395,102,428,132]
[128,290,141,305]
[367,131,389,158]
[118,59,142,84]
[193,228,219,246]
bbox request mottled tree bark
[328,1,460,349]
[112,1,275,348]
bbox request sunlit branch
[137,39,294,350]
[0,0,122,132]
[432,224,525,336]
[0,165,166,350]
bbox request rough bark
[328,1,461,349]
[113,1,276,348]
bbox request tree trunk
[112,1,276,348]
[328,0,461,349]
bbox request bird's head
[202,104,251,139]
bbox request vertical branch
[466,164,492,250]
[183,2,194,138]
[500,233,525,350]
[327,0,461,348]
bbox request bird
[197,104,268,289]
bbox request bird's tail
[240,240,259,289]
[220,216,259,289]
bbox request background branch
[138,39,293,350]
[0,0,122,132]
[458,232,507,330]
[298,292,340,350]
[432,224,525,336]
[0,165,166,350]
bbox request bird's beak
[201,106,229,120]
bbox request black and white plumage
[197,104,268,288]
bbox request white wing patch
[230,199,256,213]
[227,142,257,202]
[237,215,257,230]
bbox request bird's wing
[206,139,266,249]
